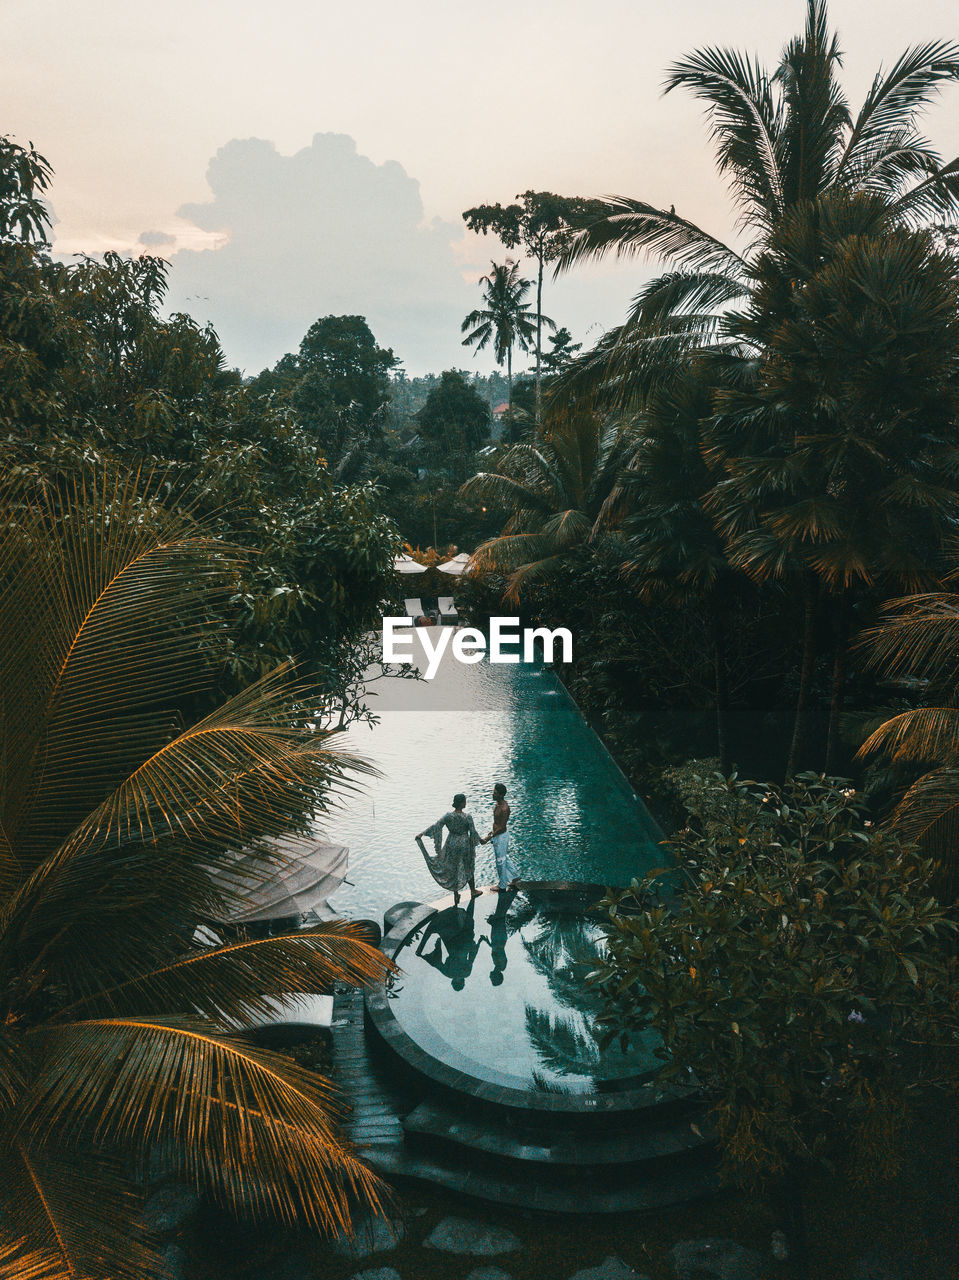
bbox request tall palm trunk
[825,594,850,774]
[506,344,513,416]
[710,599,731,774]
[535,255,544,427]
[786,577,820,778]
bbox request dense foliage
[593,774,955,1188]
[0,474,392,1278]
[0,145,399,722]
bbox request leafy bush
[593,773,956,1187]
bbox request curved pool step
[401,1097,715,1169]
[363,1144,719,1216]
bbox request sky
[5,0,959,376]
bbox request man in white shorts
[482,782,519,892]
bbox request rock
[331,1214,406,1259]
[141,1183,201,1234]
[423,1216,522,1256]
[348,1270,403,1280]
[157,1244,187,1280]
[670,1238,763,1280]
[568,1258,648,1280]
[465,1269,516,1280]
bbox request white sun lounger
[404,598,424,620]
[438,596,458,623]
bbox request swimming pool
[323,651,664,923]
[370,885,665,1104]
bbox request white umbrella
[393,555,427,574]
[209,836,349,923]
[437,552,472,575]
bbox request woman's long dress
[416,810,479,892]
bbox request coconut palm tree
[459,405,636,600]
[461,260,549,414]
[557,0,959,403]
[0,472,392,1279]
[706,196,959,773]
[858,589,959,898]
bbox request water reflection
[411,901,486,991]
[387,888,662,1096]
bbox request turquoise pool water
[324,651,664,923]
[384,888,664,1097]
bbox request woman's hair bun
[453,792,467,808]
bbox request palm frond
[858,707,959,765]
[555,197,746,276]
[52,921,393,1023]
[838,41,959,182]
[24,1017,386,1235]
[665,46,785,225]
[1,1141,155,1280]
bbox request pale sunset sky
[5,0,959,374]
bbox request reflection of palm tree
[523,909,603,1013]
[520,908,613,1083]
[524,1005,600,1079]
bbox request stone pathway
[331,1213,406,1259]
[423,1216,522,1256]
[569,1258,649,1280]
[670,1237,763,1280]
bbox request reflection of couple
[415,783,519,905]
[413,888,517,991]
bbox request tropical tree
[555,0,959,774]
[558,0,959,401]
[415,369,491,480]
[0,472,392,1279]
[0,136,52,244]
[460,405,635,599]
[593,773,954,1273]
[621,360,739,770]
[706,196,959,774]
[461,261,550,414]
[858,588,959,898]
[463,192,601,422]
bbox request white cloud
[165,133,477,376]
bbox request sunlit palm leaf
[25,1018,384,1234]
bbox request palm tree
[461,261,549,414]
[557,0,959,774]
[858,589,959,898]
[558,0,959,403]
[706,197,959,773]
[459,405,636,600]
[621,361,739,770]
[0,472,392,1279]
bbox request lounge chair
[404,598,423,620]
[438,596,458,624]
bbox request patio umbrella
[437,552,471,575]
[209,836,349,924]
[393,555,427,574]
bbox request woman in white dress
[415,793,483,905]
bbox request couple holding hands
[415,783,519,906]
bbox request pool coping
[365,882,688,1117]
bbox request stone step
[364,1144,718,1216]
[402,1098,714,1169]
